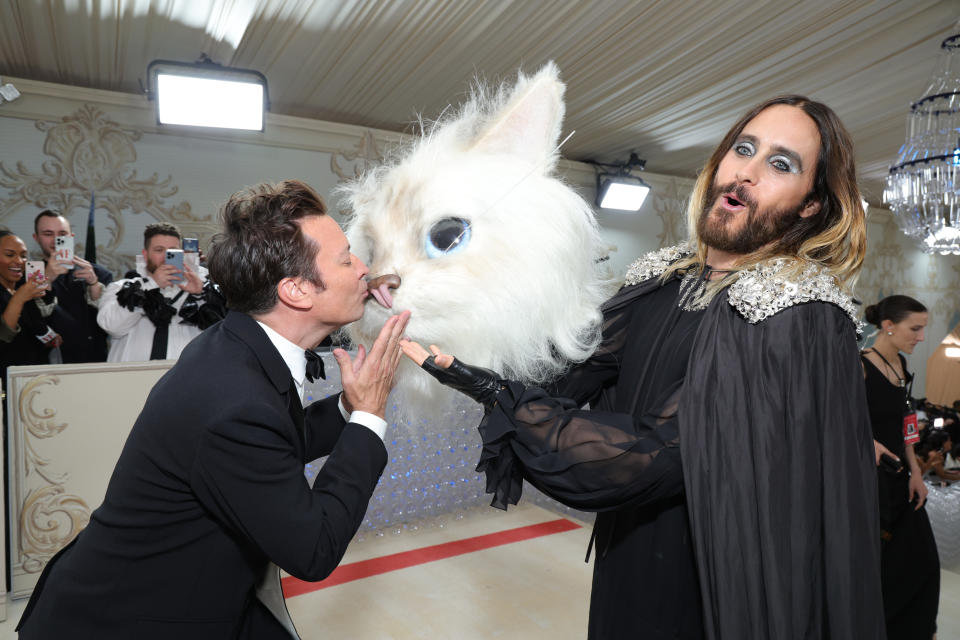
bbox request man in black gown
[402,96,884,639]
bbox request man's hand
[399,340,502,408]
[333,310,410,418]
[152,264,181,289]
[399,341,454,368]
[72,256,99,285]
[178,265,204,295]
[44,254,69,281]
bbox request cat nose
[366,273,401,309]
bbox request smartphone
[182,237,200,274]
[880,452,903,474]
[25,260,45,285]
[165,249,185,283]
[934,417,945,428]
[54,235,74,269]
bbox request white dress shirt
[255,321,386,440]
[98,265,208,363]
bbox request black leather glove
[421,356,504,408]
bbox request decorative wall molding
[0,104,202,275]
[6,361,174,598]
[651,176,689,247]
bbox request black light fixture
[590,152,651,212]
[145,54,269,131]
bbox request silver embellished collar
[726,259,862,331]
[623,246,862,331]
[624,243,693,285]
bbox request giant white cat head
[341,63,612,414]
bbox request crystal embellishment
[624,243,693,286]
[727,258,863,332]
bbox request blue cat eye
[425,217,471,258]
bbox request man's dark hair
[34,209,65,233]
[144,222,181,249]
[206,180,326,314]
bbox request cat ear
[470,62,565,171]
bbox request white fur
[341,63,614,416]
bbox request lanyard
[869,348,913,410]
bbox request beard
[697,181,807,255]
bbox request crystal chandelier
[885,34,960,256]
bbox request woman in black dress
[0,230,60,407]
[862,295,939,640]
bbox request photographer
[917,428,960,484]
[32,210,113,362]
[1,230,61,390]
[97,222,224,362]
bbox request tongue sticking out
[367,273,401,309]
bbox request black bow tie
[304,349,325,383]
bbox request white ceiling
[1,0,957,202]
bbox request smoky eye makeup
[770,155,799,173]
[733,140,756,156]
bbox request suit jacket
[45,263,113,363]
[17,310,388,639]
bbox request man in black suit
[32,209,113,362]
[17,180,409,639]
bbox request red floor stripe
[282,518,581,598]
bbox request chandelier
[885,34,960,256]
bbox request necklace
[677,266,737,311]
[869,347,905,388]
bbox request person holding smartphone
[97,222,225,362]
[0,230,62,405]
[861,295,939,640]
[32,209,113,363]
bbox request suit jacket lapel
[222,311,304,450]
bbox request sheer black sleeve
[477,280,684,512]
[548,281,648,405]
[478,381,684,511]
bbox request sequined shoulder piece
[727,259,863,331]
[624,244,693,286]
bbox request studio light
[590,153,651,212]
[146,55,269,131]
[0,77,20,104]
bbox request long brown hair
[664,95,865,293]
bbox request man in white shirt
[97,222,222,361]
[19,179,408,638]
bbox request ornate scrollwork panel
[19,485,90,573]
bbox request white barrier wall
[5,361,173,599]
